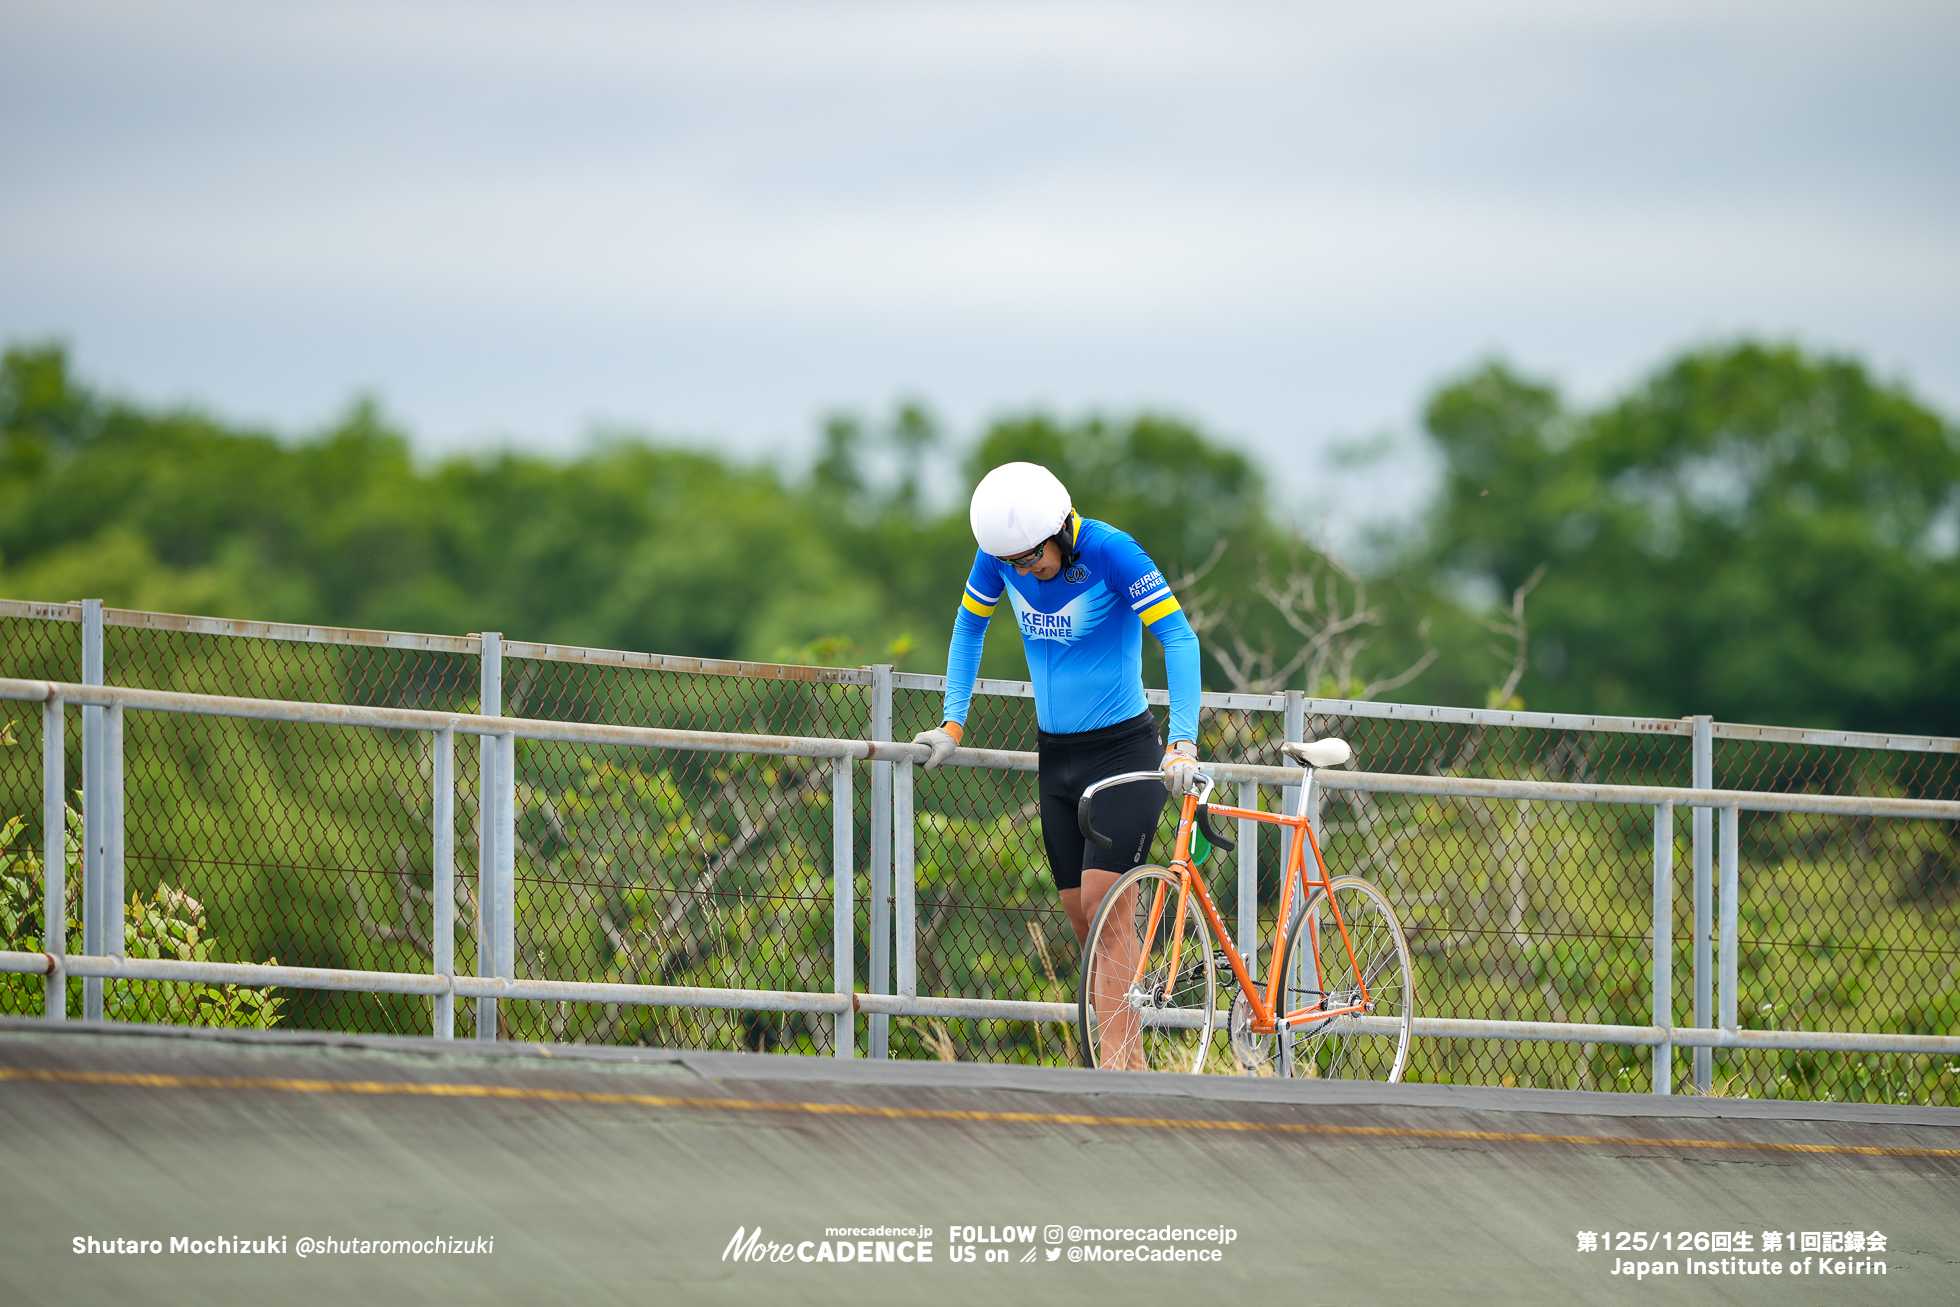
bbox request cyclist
[912,461,1204,1065]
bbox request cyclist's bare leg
[1079,868,1144,1070]
[1059,888,1090,947]
[1075,867,1123,945]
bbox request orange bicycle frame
[1139,784,1374,1036]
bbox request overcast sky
[3,0,1955,534]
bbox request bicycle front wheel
[1276,876,1413,1081]
[1078,865,1216,1073]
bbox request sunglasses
[996,542,1048,568]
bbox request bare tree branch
[1359,641,1439,701]
[346,841,431,952]
[647,761,832,982]
[1481,563,1548,709]
[1192,535,1434,701]
[1165,537,1230,594]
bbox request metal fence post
[1691,715,1713,1093]
[1236,780,1259,981]
[1280,690,1305,881]
[1652,801,1674,1095]
[1719,804,1739,1036]
[432,726,455,1040]
[895,759,915,1004]
[105,703,125,979]
[495,731,515,996]
[833,756,855,1058]
[80,599,104,1021]
[476,632,501,1041]
[42,696,65,1020]
[869,665,892,1059]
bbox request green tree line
[5,339,1955,731]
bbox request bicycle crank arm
[1173,950,1235,987]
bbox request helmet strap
[1055,510,1083,568]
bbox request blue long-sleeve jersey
[941,516,1201,745]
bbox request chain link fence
[498,649,870,1052]
[3,600,1955,1103]
[1704,734,1960,1102]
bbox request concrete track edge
[4,1015,1953,1127]
[3,1020,1955,1305]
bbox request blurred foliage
[0,810,282,1025]
[110,883,286,1027]
[0,345,888,668]
[1422,344,1960,732]
[0,342,1376,700]
[8,337,1954,731]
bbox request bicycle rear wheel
[1078,865,1216,1072]
[1276,876,1412,1081]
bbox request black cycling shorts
[1037,709,1169,893]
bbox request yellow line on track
[2,1066,1955,1159]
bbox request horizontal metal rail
[1707,720,1960,755]
[0,951,1065,1023]
[853,994,1073,1023]
[17,596,1960,751]
[11,953,1956,1057]
[17,674,1952,815]
[1352,1014,1960,1056]
[1203,761,1960,820]
[0,677,960,765]
[0,598,484,655]
[499,642,874,684]
[0,951,853,1013]
[896,671,1702,731]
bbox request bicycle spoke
[1078,866,1216,1073]
[1275,877,1413,1081]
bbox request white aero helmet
[969,462,1072,558]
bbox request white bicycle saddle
[1281,738,1353,768]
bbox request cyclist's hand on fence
[912,723,962,770]
[1161,740,1202,799]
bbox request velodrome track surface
[1,1019,1956,1305]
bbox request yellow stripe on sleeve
[1140,596,1182,625]
[962,593,997,617]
